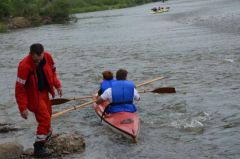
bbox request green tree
[0,0,11,19]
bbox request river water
[0,0,240,158]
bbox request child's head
[102,71,113,80]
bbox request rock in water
[45,133,85,157]
[0,125,19,133]
[19,133,85,158]
[0,123,20,133]
[0,142,24,159]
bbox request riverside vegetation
[0,0,164,32]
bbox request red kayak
[94,101,140,143]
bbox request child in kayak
[98,70,115,96]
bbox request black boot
[34,142,51,158]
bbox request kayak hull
[94,102,140,143]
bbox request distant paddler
[151,6,164,12]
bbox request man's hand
[96,96,104,104]
[57,87,63,97]
[21,110,28,119]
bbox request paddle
[51,96,93,105]
[136,76,165,87]
[52,76,165,118]
[52,100,97,119]
[51,76,166,106]
[51,87,174,119]
[51,86,175,106]
[138,87,176,94]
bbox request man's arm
[15,64,29,117]
[134,88,140,101]
[96,88,112,104]
[47,52,62,96]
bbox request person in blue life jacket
[98,70,115,96]
[96,69,140,114]
[151,7,158,12]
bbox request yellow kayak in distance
[150,7,170,14]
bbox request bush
[40,0,70,23]
[0,23,8,32]
[0,0,11,19]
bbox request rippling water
[0,0,240,158]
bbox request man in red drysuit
[15,43,62,157]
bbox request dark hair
[102,71,113,80]
[116,69,128,80]
[30,43,44,56]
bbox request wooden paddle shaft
[138,90,152,93]
[71,95,93,100]
[68,77,165,101]
[136,76,165,87]
[52,100,96,119]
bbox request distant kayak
[150,7,170,14]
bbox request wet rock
[0,123,8,126]
[0,125,19,133]
[20,133,85,158]
[46,133,85,157]
[0,142,24,159]
[0,123,20,133]
[22,148,34,156]
[223,123,235,129]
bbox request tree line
[0,0,164,20]
[68,0,163,13]
[0,0,164,32]
[0,0,70,22]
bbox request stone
[0,125,19,133]
[0,142,24,159]
[45,133,85,157]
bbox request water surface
[0,0,240,158]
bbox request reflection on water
[0,0,240,158]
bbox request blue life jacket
[107,80,137,113]
[99,79,115,95]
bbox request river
[0,0,240,158]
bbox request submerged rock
[0,142,24,159]
[171,119,205,134]
[0,123,20,133]
[0,125,19,133]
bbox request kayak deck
[94,102,140,143]
[150,7,170,14]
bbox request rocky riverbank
[0,16,58,32]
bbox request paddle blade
[51,98,71,105]
[152,87,176,93]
